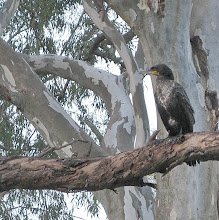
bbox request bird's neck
[156,76,174,92]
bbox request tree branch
[84,117,103,143]
[0,0,20,36]
[84,29,135,62]
[0,84,11,102]
[83,0,150,147]
[0,38,106,158]
[37,140,89,158]
[0,131,218,193]
[21,52,136,153]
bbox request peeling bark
[205,90,219,131]
[0,131,218,193]
[190,36,209,81]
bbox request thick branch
[0,38,106,158]
[22,53,116,112]
[83,0,137,74]
[0,132,218,192]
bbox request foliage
[0,100,47,157]
[0,190,74,220]
[73,192,101,218]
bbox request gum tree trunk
[106,0,219,219]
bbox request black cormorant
[148,64,195,136]
[148,64,196,166]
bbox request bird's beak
[147,70,159,76]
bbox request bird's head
[147,64,174,80]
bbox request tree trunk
[155,1,219,219]
[106,0,219,219]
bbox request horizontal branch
[0,131,218,193]
[21,53,118,111]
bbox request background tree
[0,0,218,220]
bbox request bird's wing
[173,82,195,125]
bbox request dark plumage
[148,64,196,165]
[149,64,195,136]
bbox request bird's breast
[155,82,173,109]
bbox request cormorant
[148,64,196,165]
[148,64,195,136]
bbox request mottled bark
[83,0,149,147]
[0,39,106,159]
[22,53,136,154]
[82,1,152,218]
